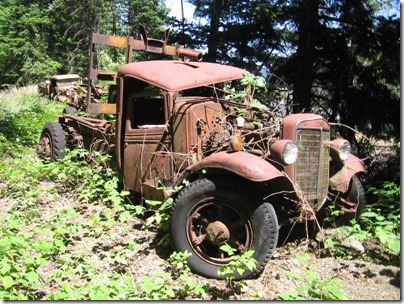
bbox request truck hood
[118,60,248,92]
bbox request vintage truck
[36,27,366,279]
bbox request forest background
[0,0,400,174]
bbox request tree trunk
[293,0,320,113]
[205,0,223,62]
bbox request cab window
[129,94,166,129]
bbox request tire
[321,175,367,226]
[63,106,78,115]
[36,122,66,162]
[171,177,279,280]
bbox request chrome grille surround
[295,127,330,210]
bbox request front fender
[329,154,366,192]
[187,151,285,182]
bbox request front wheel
[36,122,66,162]
[321,175,367,226]
[171,178,278,280]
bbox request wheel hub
[205,221,230,245]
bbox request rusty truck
[37,26,367,279]
[37,74,84,106]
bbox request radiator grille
[295,129,330,209]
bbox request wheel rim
[37,133,52,161]
[186,197,253,265]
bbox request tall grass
[0,86,64,157]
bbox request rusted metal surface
[282,113,330,210]
[329,154,366,192]
[345,154,366,172]
[123,128,172,193]
[187,151,286,182]
[139,25,170,54]
[171,99,227,169]
[185,198,253,263]
[85,26,204,115]
[86,33,125,112]
[90,33,128,48]
[118,61,246,92]
[177,47,203,61]
[87,103,117,114]
[38,74,81,101]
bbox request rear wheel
[171,178,278,279]
[37,122,66,161]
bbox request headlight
[339,142,351,160]
[330,138,351,161]
[270,140,299,165]
[282,142,299,165]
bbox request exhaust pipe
[177,47,203,61]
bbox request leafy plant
[239,74,268,95]
[167,251,207,298]
[361,181,400,254]
[218,243,257,288]
[279,254,347,300]
[139,251,206,300]
[224,73,267,103]
[321,181,400,257]
[0,86,64,157]
[143,198,173,231]
[280,270,347,300]
[142,182,187,243]
[40,149,130,210]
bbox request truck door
[123,92,172,196]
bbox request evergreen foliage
[0,0,399,147]
[0,0,171,86]
[181,0,399,145]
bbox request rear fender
[329,154,366,192]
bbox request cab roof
[50,74,80,80]
[118,60,248,92]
